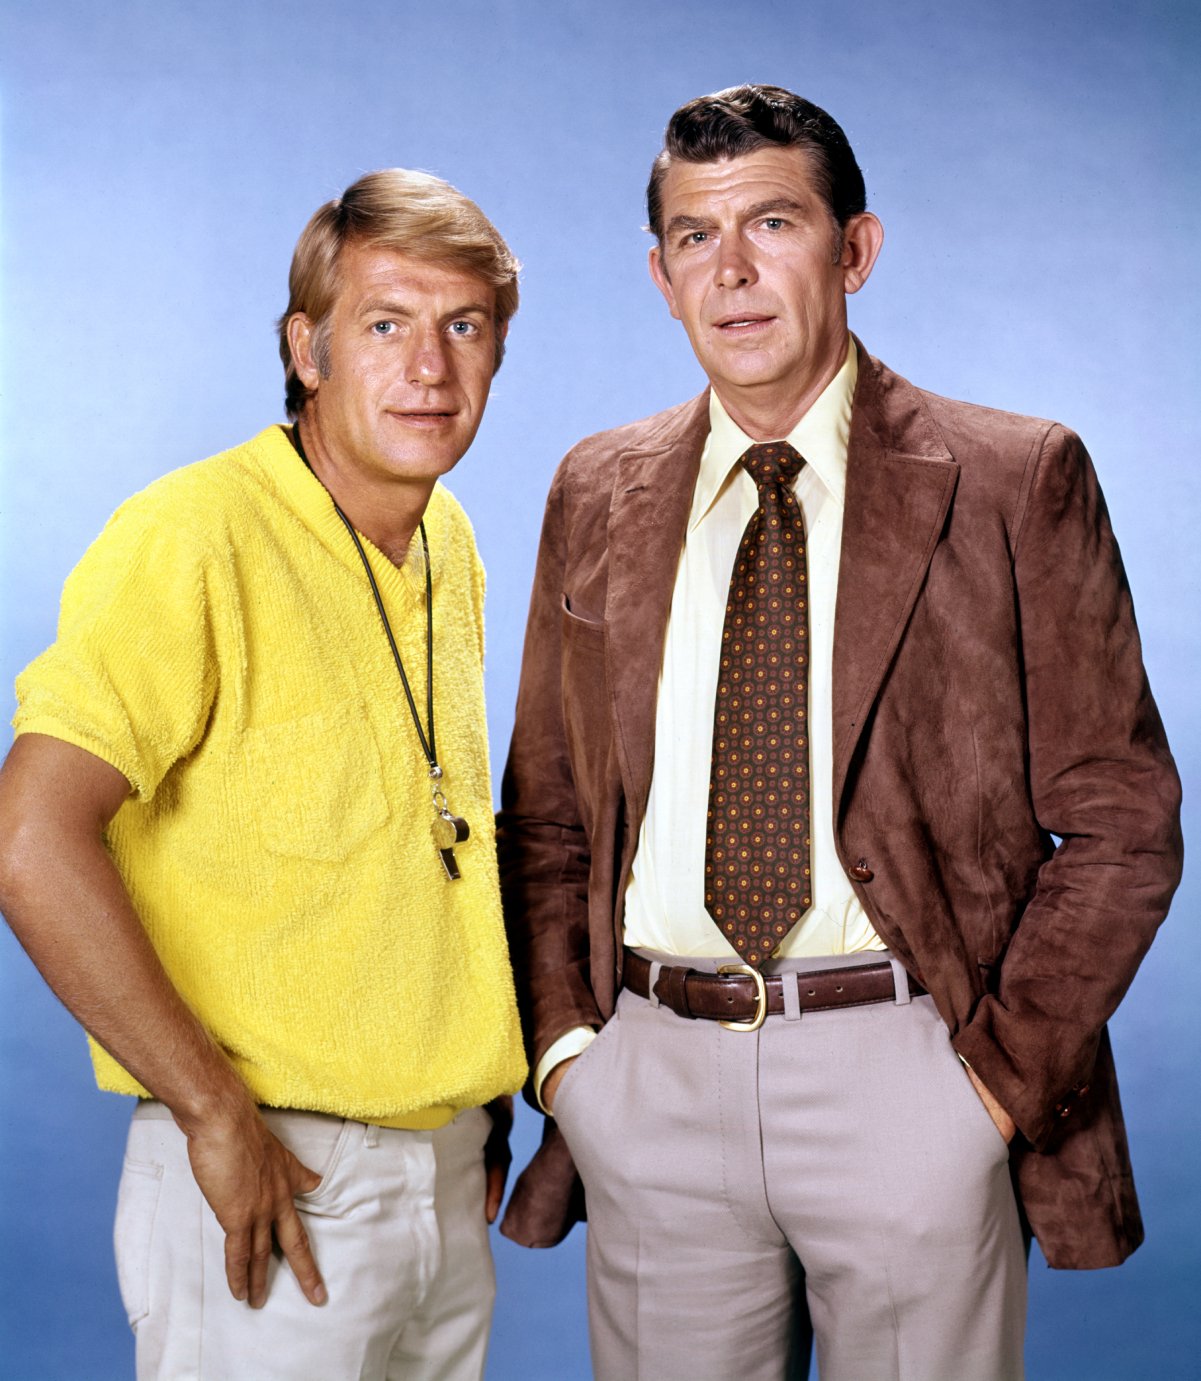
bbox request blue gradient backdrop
[2,2,1198,1376]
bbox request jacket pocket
[560,597,611,835]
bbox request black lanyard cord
[332,506,436,771]
[292,425,439,774]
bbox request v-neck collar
[258,424,442,604]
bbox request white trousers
[114,1102,496,1380]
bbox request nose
[407,327,449,386]
[714,231,757,290]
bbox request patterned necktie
[704,441,812,967]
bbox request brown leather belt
[623,949,925,1029]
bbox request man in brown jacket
[497,85,1182,1380]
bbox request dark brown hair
[647,84,867,244]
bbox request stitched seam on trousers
[859,1012,903,1381]
[752,1026,789,1244]
[716,1024,766,1242]
[872,1177,903,1380]
[633,1213,644,1381]
[717,1027,736,1227]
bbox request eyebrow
[744,198,808,219]
[664,213,715,237]
[358,297,492,319]
[664,197,811,239]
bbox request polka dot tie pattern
[704,441,812,967]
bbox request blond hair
[278,169,520,418]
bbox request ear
[648,245,681,321]
[840,212,884,295]
[287,313,321,390]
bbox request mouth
[712,313,775,335]
[389,409,457,428]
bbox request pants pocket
[916,998,1011,1163]
[113,1157,163,1329]
[550,1014,621,1135]
[284,1115,359,1219]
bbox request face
[291,241,500,491]
[648,147,881,432]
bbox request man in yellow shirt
[0,169,527,1379]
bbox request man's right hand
[0,737,330,1312]
[183,1103,327,1309]
[541,1056,578,1115]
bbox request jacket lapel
[605,393,711,823]
[833,348,959,805]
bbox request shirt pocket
[241,707,389,862]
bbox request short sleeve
[14,491,221,800]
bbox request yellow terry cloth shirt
[14,426,527,1128]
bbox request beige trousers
[553,952,1027,1381]
[114,1102,496,1380]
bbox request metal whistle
[432,807,470,881]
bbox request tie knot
[739,441,804,492]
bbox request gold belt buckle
[716,962,768,1032]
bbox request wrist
[168,1070,259,1141]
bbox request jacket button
[849,858,874,882]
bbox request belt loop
[647,960,663,1009]
[363,1121,380,1148]
[661,964,693,1018]
[889,958,912,1005]
[782,972,802,1022]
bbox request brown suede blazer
[497,343,1182,1269]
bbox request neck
[716,337,847,441]
[294,417,433,567]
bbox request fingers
[964,1064,1017,1143]
[247,1217,274,1309]
[541,1056,575,1113]
[288,1150,322,1197]
[221,1217,274,1307]
[224,1225,252,1302]
[483,1100,512,1223]
[483,1094,514,1140]
[217,1150,326,1308]
[276,1200,327,1306]
[484,1161,507,1224]
[223,1202,326,1308]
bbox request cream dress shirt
[536,336,882,1100]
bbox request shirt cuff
[532,1026,597,1114]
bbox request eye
[762,217,786,231]
[448,319,480,337]
[371,320,395,335]
[686,231,709,246]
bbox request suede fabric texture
[496,343,1182,1270]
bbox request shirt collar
[260,423,439,600]
[689,333,857,531]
